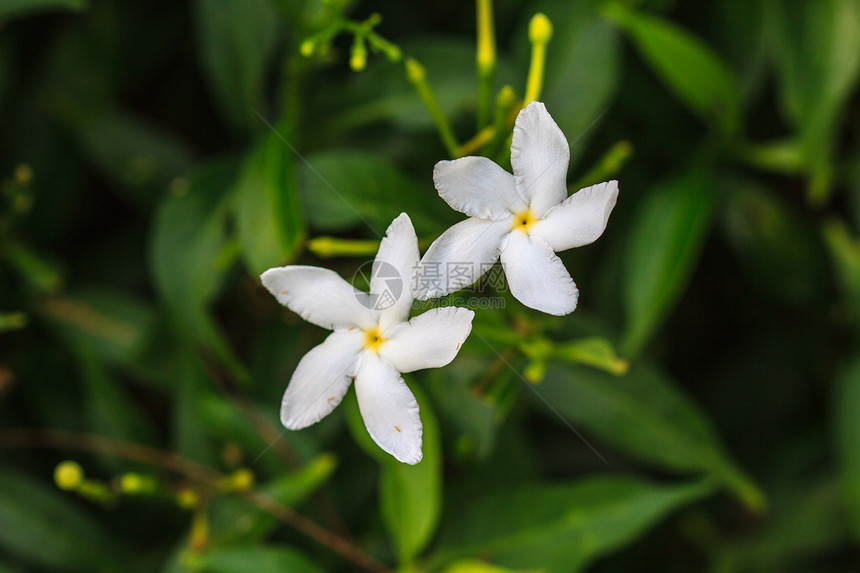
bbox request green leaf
[622,170,715,356]
[441,560,527,573]
[0,0,86,22]
[72,109,193,204]
[540,361,764,510]
[233,127,306,276]
[345,383,442,565]
[40,287,154,366]
[300,150,444,236]
[768,0,860,202]
[603,2,740,134]
[75,347,155,460]
[721,177,827,304]
[150,159,248,383]
[836,359,860,538]
[555,336,629,375]
[0,468,115,571]
[209,455,337,544]
[434,476,715,573]
[193,0,277,130]
[712,474,845,571]
[195,546,323,573]
[170,346,219,466]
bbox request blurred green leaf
[75,347,155,463]
[40,287,154,366]
[195,546,323,573]
[4,242,63,294]
[193,0,278,131]
[150,159,248,384]
[711,475,846,572]
[72,109,193,204]
[209,454,337,544]
[441,560,528,573]
[622,170,715,356]
[0,468,116,571]
[233,127,306,276]
[603,2,740,134]
[721,178,827,304]
[737,138,806,175]
[555,336,629,375]
[171,345,220,466]
[300,150,443,235]
[345,383,442,565]
[540,361,763,510]
[434,475,715,572]
[836,359,860,538]
[0,0,86,22]
[425,354,505,460]
[768,0,860,200]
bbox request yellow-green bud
[176,488,200,509]
[350,50,367,71]
[529,13,553,45]
[229,468,255,491]
[15,164,32,184]
[54,461,84,491]
[497,85,517,108]
[300,39,315,57]
[405,58,426,84]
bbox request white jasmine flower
[261,213,474,464]
[415,101,618,316]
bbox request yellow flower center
[364,327,385,353]
[512,209,537,233]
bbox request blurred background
[1,0,860,571]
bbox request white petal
[372,213,419,330]
[354,353,423,464]
[501,231,579,316]
[433,156,526,219]
[261,266,376,330]
[530,180,619,252]
[413,217,511,299]
[380,307,474,373]
[510,101,570,217]
[280,330,364,429]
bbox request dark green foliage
[1,0,859,571]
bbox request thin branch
[0,427,390,573]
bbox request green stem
[475,0,496,129]
[405,58,459,157]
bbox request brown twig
[0,427,390,573]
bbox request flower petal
[530,180,619,252]
[510,101,570,217]
[413,217,511,299]
[355,353,423,464]
[501,231,579,316]
[261,266,376,331]
[280,330,364,429]
[433,156,526,219]
[372,213,420,330]
[380,307,474,373]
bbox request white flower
[261,213,474,464]
[414,101,619,316]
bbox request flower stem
[524,13,553,105]
[475,0,496,130]
[405,58,460,157]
